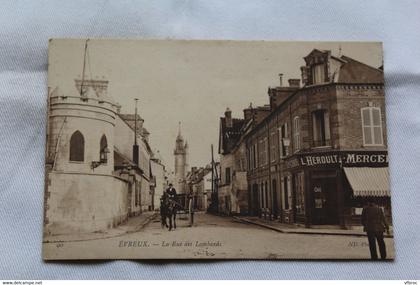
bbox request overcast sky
[48,39,382,172]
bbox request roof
[219,117,246,154]
[336,56,384,84]
[119,113,144,122]
[243,51,384,140]
[344,167,390,197]
[117,113,153,154]
[187,167,212,184]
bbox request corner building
[245,49,391,228]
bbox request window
[253,144,257,169]
[261,137,268,165]
[279,123,289,158]
[312,64,326,84]
[100,135,108,163]
[270,131,277,162]
[294,172,305,215]
[361,107,383,146]
[225,167,231,185]
[293,116,301,152]
[69,130,84,162]
[312,110,330,147]
[135,181,141,206]
[258,138,267,166]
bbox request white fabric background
[0,0,419,280]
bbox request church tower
[174,122,188,194]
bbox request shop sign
[313,186,322,193]
[301,154,339,166]
[285,151,388,168]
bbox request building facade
[44,78,159,236]
[245,49,390,228]
[150,156,166,210]
[186,166,213,211]
[218,108,251,215]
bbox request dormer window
[312,63,326,84]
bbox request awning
[343,167,390,197]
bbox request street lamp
[91,147,110,170]
[100,146,110,163]
[282,137,291,147]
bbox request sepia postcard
[43,39,394,260]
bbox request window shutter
[372,108,383,145]
[361,107,383,146]
[324,111,331,140]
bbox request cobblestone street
[43,213,394,260]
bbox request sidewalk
[233,216,393,238]
[43,211,158,243]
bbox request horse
[160,194,179,231]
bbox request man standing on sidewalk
[361,200,390,260]
[188,194,194,227]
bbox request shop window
[361,107,383,146]
[312,109,331,147]
[312,63,326,85]
[225,167,231,185]
[293,116,301,152]
[69,130,84,162]
[279,123,289,158]
[294,172,305,215]
[265,181,269,210]
[135,181,140,206]
[283,176,290,210]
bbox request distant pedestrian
[188,194,194,227]
[361,200,390,260]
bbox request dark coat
[166,187,177,199]
[361,204,389,233]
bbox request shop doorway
[250,184,260,216]
[311,175,339,225]
[272,179,279,217]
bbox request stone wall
[44,172,129,236]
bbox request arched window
[100,135,108,163]
[69,131,84,162]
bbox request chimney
[301,66,309,85]
[288,79,301,88]
[269,75,300,109]
[225,107,232,128]
[278,73,283,87]
[243,103,254,121]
